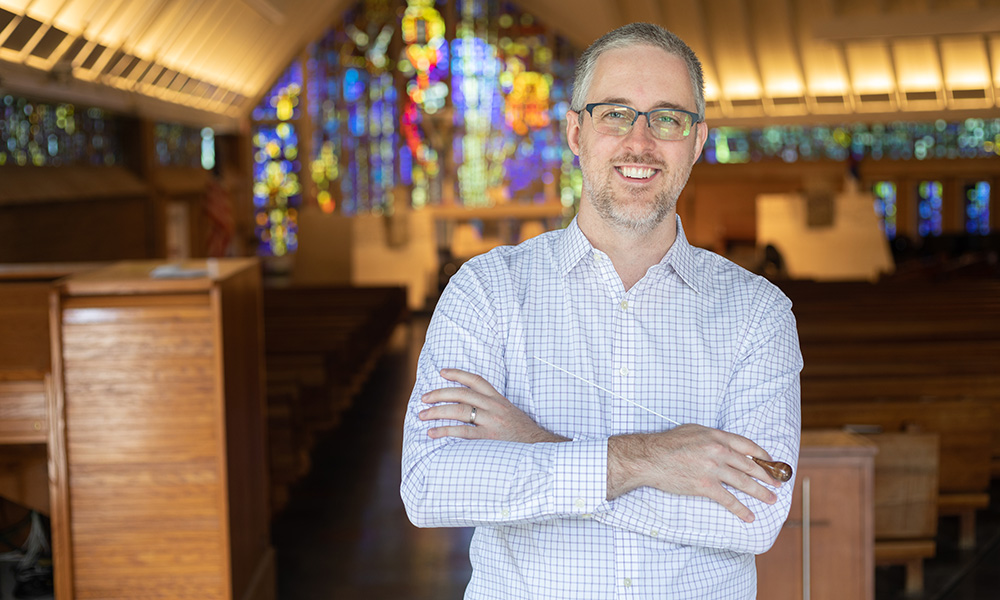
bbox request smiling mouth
[616,166,659,180]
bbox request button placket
[611,288,636,433]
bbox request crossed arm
[419,368,783,524]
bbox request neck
[577,206,678,290]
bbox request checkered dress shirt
[401,216,803,599]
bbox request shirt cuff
[551,438,610,515]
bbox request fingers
[419,369,500,427]
[426,424,483,440]
[421,387,484,410]
[627,425,783,521]
[721,456,778,505]
[421,369,499,409]
[439,368,498,397]
[418,401,478,425]
[707,487,756,524]
[710,429,783,488]
[685,452,775,523]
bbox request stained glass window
[1,94,122,166]
[873,181,897,239]
[965,181,991,235]
[155,122,212,168]
[252,59,304,257]
[250,0,579,255]
[917,181,943,237]
[703,119,1000,164]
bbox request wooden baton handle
[751,456,793,483]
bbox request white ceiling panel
[0,0,996,130]
[893,37,942,91]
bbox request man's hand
[419,368,569,443]
[607,424,783,523]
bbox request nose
[622,115,658,152]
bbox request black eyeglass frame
[581,102,703,140]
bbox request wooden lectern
[46,259,274,600]
[756,430,877,600]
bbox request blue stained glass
[349,107,365,138]
[400,146,413,186]
[873,181,897,239]
[965,182,991,235]
[917,181,943,238]
[344,68,365,103]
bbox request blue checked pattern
[401,216,803,599]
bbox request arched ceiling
[0,0,997,132]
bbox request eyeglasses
[582,103,701,141]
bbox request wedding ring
[469,406,478,425]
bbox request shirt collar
[658,215,701,294]
[557,217,595,278]
[558,215,701,293]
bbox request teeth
[619,166,656,179]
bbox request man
[401,22,802,599]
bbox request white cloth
[401,216,802,599]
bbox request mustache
[612,153,665,168]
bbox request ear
[690,121,709,165]
[566,110,581,156]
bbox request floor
[271,315,1000,600]
[271,317,473,600]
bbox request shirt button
[501,508,510,517]
[619,366,629,376]
[623,578,632,588]
[619,300,628,311]
[575,498,585,509]
[650,529,659,538]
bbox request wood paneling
[0,282,54,376]
[51,258,273,600]
[62,293,227,599]
[0,379,48,444]
[757,430,877,600]
[0,196,153,263]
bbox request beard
[579,151,689,237]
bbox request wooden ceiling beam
[814,9,1000,39]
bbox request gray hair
[571,22,705,120]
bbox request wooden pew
[803,398,992,550]
[261,284,408,513]
[262,285,407,424]
[863,432,939,595]
[0,266,99,539]
[0,376,53,515]
[780,278,1000,477]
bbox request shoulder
[687,245,791,312]
[454,228,564,290]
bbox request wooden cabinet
[757,430,877,600]
[49,259,274,600]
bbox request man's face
[567,45,707,236]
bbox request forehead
[588,44,695,111]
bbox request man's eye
[602,110,628,120]
[654,113,680,126]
